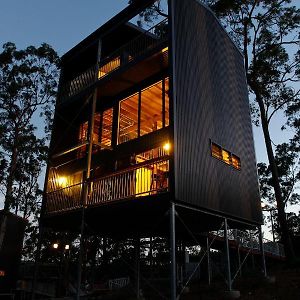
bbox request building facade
[42,0,262,236]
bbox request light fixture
[163,142,171,152]
[53,243,59,249]
[65,244,70,250]
[57,176,68,187]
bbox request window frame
[210,141,241,170]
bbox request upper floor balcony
[58,18,169,104]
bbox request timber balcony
[59,18,169,103]
[45,156,170,215]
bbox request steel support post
[135,237,141,299]
[170,202,176,300]
[31,225,44,300]
[76,61,98,300]
[206,236,211,285]
[258,226,267,277]
[224,218,232,291]
[237,245,242,278]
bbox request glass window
[98,56,121,78]
[211,143,222,160]
[211,142,241,170]
[100,108,113,147]
[140,81,163,136]
[232,154,241,170]
[118,93,139,144]
[165,78,170,127]
[222,149,231,165]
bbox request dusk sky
[0,1,298,162]
[0,1,299,238]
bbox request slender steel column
[170,202,176,300]
[207,236,211,285]
[135,237,141,299]
[237,245,242,278]
[224,218,232,291]
[258,226,267,277]
[76,39,101,300]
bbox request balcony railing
[59,18,169,103]
[45,157,170,214]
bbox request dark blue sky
[0,0,128,56]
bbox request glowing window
[98,56,121,78]
[118,93,139,144]
[165,78,170,127]
[211,142,241,170]
[222,149,231,165]
[100,108,113,147]
[232,154,241,170]
[140,81,163,136]
[211,143,222,160]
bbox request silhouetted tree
[0,42,59,251]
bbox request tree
[128,0,167,27]
[0,42,59,213]
[0,42,59,250]
[258,142,300,240]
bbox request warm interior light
[53,243,59,249]
[162,47,168,53]
[163,142,171,152]
[65,244,70,250]
[57,176,68,188]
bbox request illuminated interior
[118,77,169,144]
[211,142,241,170]
[78,108,113,157]
[118,93,139,144]
[98,56,121,78]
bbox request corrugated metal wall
[171,0,262,223]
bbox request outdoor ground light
[53,243,59,249]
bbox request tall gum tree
[0,42,59,212]
[0,42,59,248]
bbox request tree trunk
[4,135,19,212]
[256,92,296,261]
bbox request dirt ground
[87,266,300,300]
[180,267,300,300]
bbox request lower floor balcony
[45,157,170,215]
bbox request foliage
[0,42,60,259]
[128,0,167,27]
[0,42,59,213]
[258,142,300,208]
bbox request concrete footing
[224,290,241,299]
[265,275,276,284]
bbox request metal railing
[211,229,285,258]
[59,18,168,103]
[88,156,169,206]
[45,182,83,213]
[45,157,169,214]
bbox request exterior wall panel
[172,0,262,223]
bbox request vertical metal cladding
[172,0,262,223]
